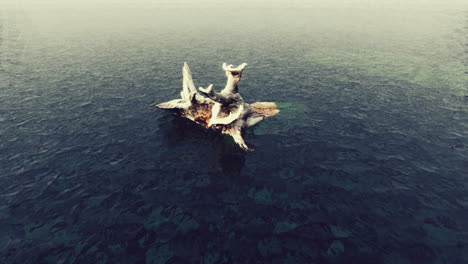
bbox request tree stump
[156,62,279,151]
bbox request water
[1,2,467,263]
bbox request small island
[157,63,279,151]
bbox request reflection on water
[219,153,246,178]
[159,114,248,180]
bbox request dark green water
[1,3,467,264]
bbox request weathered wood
[156,62,279,151]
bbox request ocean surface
[1,3,467,264]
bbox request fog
[3,0,465,93]
[4,0,466,35]
[3,0,467,10]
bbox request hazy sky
[4,0,467,10]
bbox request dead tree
[156,62,279,151]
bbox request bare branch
[221,63,248,94]
[156,62,278,151]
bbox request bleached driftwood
[157,62,279,151]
